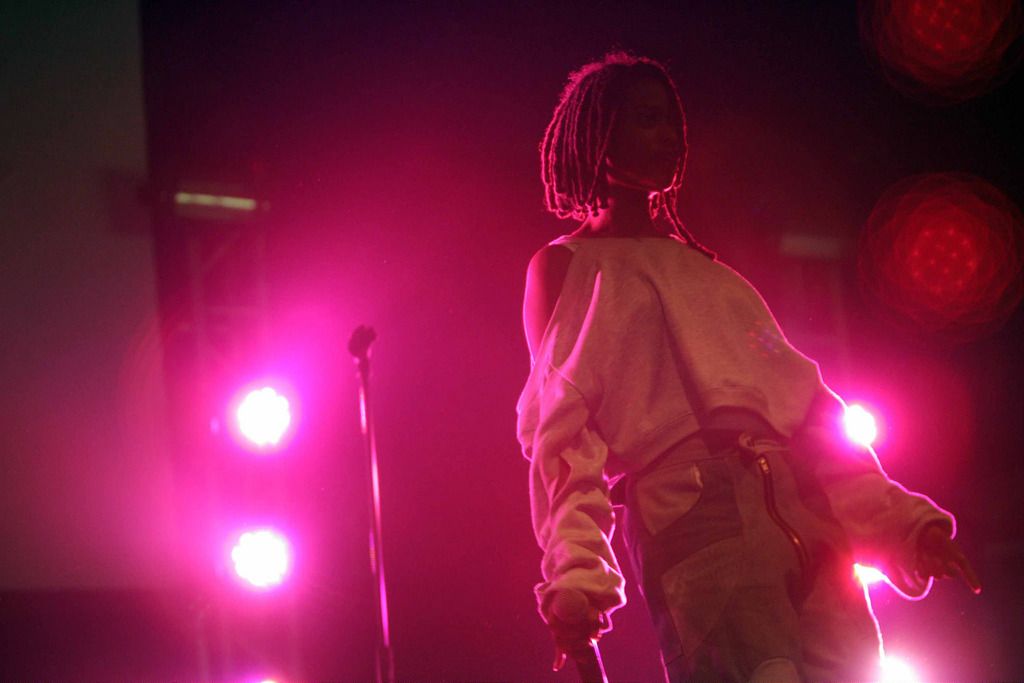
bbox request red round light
[858,173,1023,343]
[859,0,1023,103]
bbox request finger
[952,555,982,594]
[552,647,567,672]
[552,617,603,643]
[552,622,598,644]
[555,632,599,655]
[920,539,964,577]
[916,554,946,580]
[938,542,982,593]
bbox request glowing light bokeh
[174,191,257,211]
[854,562,886,586]
[858,173,1024,343]
[879,655,921,683]
[844,404,879,447]
[231,529,291,589]
[236,386,292,448]
[858,0,1024,104]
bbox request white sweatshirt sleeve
[516,250,628,623]
[524,365,626,623]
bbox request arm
[528,381,624,617]
[793,388,979,596]
[519,244,624,653]
[528,384,621,661]
[523,243,574,360]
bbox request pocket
[634,461,704,536]
[661,535,745,659]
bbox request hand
[916,523,981,594]
[547,590,607,672]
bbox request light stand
[348,324,394,683]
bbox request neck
[577,183,671,237]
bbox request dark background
[1,1,1021,680]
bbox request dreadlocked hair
[539,50,716,260]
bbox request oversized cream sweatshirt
[516,235,955,621]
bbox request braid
[660,188,717,260]
[540,51,716,260]
[540,55,624,221]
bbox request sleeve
[516,250,628,624]
[524,367,626,624]
[792,387,955,599]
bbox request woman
[516,51,979,682]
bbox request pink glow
[879,655,921,683]
[231,529,291,589]
[854,563,886,586]
[844,404,879,447]
[234,386,292,450]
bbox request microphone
[550,590,608,683]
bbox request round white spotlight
[854,563,885,586]
[236,386,292,449]
[231,529,291,589]
[879,655,921,683]
[843,404,878,447]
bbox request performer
[516,51,980,682]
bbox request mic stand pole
[348,325,394,683]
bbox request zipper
[755,454,810,573]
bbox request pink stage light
[231,529,291,589]
[879,655,921,683]
[242,675,281,683]
[844,404,879,447]
[854,563,886,586]
[235,386,292,449]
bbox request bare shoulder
[526,243,575,290]
[522,242,575,357]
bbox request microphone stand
[348,325,394,683]
[563,642,608,683]
[551,589,608,683]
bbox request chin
[652,170,677,192]
[655,178,676,193]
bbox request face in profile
[604,77,683,193]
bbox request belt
[667,408,784,462]
[610,409,784,506]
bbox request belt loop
[737,432,757,452]
[737,431,788,457]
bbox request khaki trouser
[621,429,882,683]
